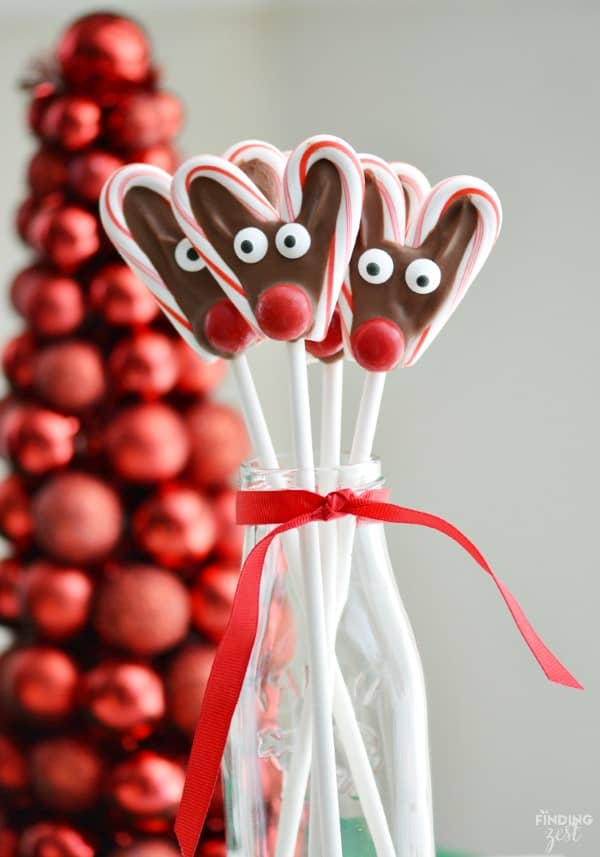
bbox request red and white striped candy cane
[170,155,277,335]
[282,135,364,342]
[100,164,217,363]
[338,153,407,352]
[223,139,287,185]
[389,161,431,230]
[405,175,502,366]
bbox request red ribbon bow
[175,488,581,857]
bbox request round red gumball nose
[306,307,343,360]
[255,284,313,341]
[351,318,405,371]
[204,299,256,355]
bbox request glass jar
[223,459,435,857]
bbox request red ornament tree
[0,13,247,857]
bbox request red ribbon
[175,487,582,857]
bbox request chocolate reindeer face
[100,164,258,360]
[345,167,501,370]
[124,187,257,358]
[187,160,341,342]
[171,136,364,344]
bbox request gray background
[0,1,597,853]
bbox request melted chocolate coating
[187,160,342,339]
[237,158,281,207]
[123,187,233,357]
[348,171,477,361]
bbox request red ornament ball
[186,401,249,487]
[130,144,178,174]
[23,274,84,337]
[90,263,158,326]
[0,733,28,797]
[18,193,63,250]
[106,93,182,150]
[18,824,93,857]
[109,331,178,398]
[28,149,68,197]
[165,644,215,737]
[10,265,47,315]
[29,737,103,812]
[58,13,151,89]
[213,488,244,562]
[33,472,122,564]
[81,661,165,738]
[106,403,190,483]
[5,407,79,474]
[0,830,17,857]
[24,563,92,640]
[198,842,226,857]
[0,647,77,723]
[108,841,179,857]
[40,96,101,151]
[68,150,125,203]
[109,751,185,830]
[134,485,217,570]
[191,562,238,643]
[94,565,190,656]
[0,476,32,546]
[2,333,36,390]
[174,340,226,395]
[0,559,23,624]
[43,205,100,272]
[33,341,105,413]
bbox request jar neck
[239,455,383,492]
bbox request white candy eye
[358,248,394,285]
[405,258,441,294]
[275,223,311,259]
[233,227,268,263]
[174,238,206,272]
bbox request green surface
[340,817,377,857]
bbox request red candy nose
[351,318,405,371]
[204,299,256,355]
[255,284,313,341]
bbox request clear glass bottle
[223,459,434,857]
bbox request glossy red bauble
[58,13,151,89]
[89,263,158,326]
[23,274,84,337]
[43,205,100,272]
[108,751,185,830]
[81,661,165,738]
[174,340,226,395]
[24,563,92,640]
[108,841,179,857]
[106,93,182,150]
[191,562,238,643]
[40,96,101,151]
[109,332,178,398]
[68,150,125,203]
[130,144,178,174]
[0,733,28,798]
[27,149,68,198]
[105,403,190,483]
[133,485,217,570]
[6,407,79,475]
[0,476,32,546]
[18,824,93,857]
[2,333,37,390]
[0,647,77,723]
[0,559,23,624]
[213,488,244,562]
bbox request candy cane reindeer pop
[172,135,364,857]
[99,158,285,477]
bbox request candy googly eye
[233,227,268,263]
[404,258,441,294]
[358,249,394,285]
[275,223,311,259]
[174,238,206,272]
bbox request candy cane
[100,164,217,363]
[405,175,502,365]
[170,155,278,334]
[282,134,364,341]
[389,161,431,230]
[338,154,407,351]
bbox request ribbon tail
[353,501,583,691]
[174,512,313,857]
